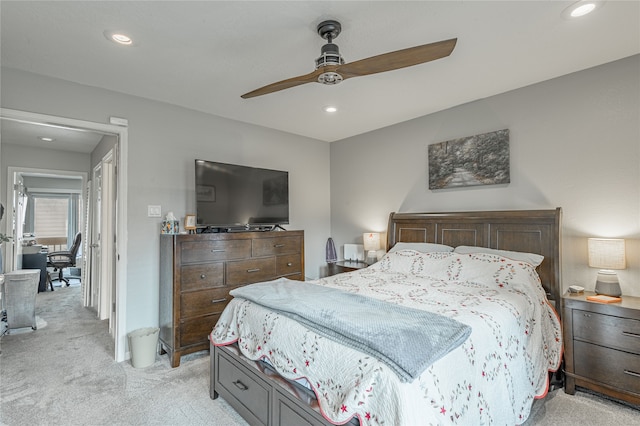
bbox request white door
[92,151,116,332]
[82,181,92,306]
[91,164,103,314]
[100,153,115,331]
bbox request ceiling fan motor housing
[316,43,345,84]
[315,20,345,85]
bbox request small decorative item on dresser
[184,214,196,233]
[161,212,179,234]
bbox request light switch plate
[148,205,161,217]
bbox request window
[34,197,69,239]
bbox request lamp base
[365,250,377,265]
[594,270,622,297]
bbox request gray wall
[91,134,118,168]
[330,55,640,297]
[1,68,331,334]
[0,142,90,210]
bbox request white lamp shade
[363,233,381,252]
[588,238,626,270]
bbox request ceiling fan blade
[241,69,325,99]
[336,38,457,79]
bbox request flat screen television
[195,159,289,229]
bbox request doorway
[0,108,129,362]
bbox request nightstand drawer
[573,309,640,354]
[574,340,640,394]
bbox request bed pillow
[389,242,454,253]
[454,245,544,267]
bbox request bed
[209,209,563,425]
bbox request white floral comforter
[211,250,562,425]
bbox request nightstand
[327,260,368,277]
[562,291,640,405]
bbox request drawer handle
[200,274,206,279]
[211,249,226,253]
[211,298,227,304]
[582,313,592,318]
[247,268,260,273]
[287,262,293,267]
[623,370,640,379]
[233,380,249,391]
[622,331,640,339]
[274,244,285,248]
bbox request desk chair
[47,232,81,286]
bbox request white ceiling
[1,1,639,146]
[0,118,105,153]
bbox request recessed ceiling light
[104,30,134,46]
[38,136,54,142]
[562,1,604,19]
[324,106,337,113]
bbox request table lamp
[363,232,381,265]
[588,238,626,297]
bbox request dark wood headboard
[387,208,562,308]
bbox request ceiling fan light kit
[241,19,457,99]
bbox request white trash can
[128,327,159,368]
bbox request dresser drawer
[574,340,640,394]
[181,288,231,318]
[252,235,301,257]
[227,258,276,285]
[180,314,220,347]
[217,351,270,425]
[573,309,640,354]
[180,263,224,291]
[180,239,251,263]
[276,254,302,277]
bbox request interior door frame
[0,107,129,363]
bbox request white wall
[1,68,332,335]
[330,55,640,297]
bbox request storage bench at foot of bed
[210,342,360,426]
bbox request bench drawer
[217,351,270,425]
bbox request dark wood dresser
[562,291,640,405]
[159,230,304,367]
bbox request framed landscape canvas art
[428,129,510,190]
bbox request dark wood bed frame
[210,208,563,426]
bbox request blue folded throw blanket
[230,278,472,382]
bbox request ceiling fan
[241,20,457,99]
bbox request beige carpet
[1,284,638,425]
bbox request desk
[22,253,50,292]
